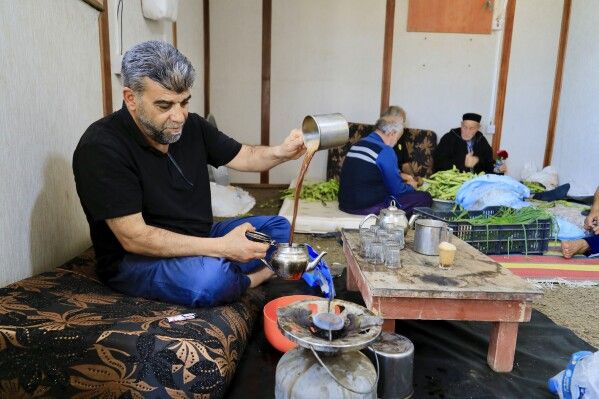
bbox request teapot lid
[382,200,406,215]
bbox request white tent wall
[107,0,172,111]
[488,0,562,181]
[269,0,386,184]
[177,0,205,117]
[209,0,262,184]
[389,0,502,139]
[0,1,101,286]
[107,0,204,114]
[552,0,599,196]
[214,0,588,186]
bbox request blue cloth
[456,174,531,210]
[107,215,290,307]
[554,217,587,240]
[302,244,335,299]
[339,132,414,212]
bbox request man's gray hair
[121,40,195,93]
[375,105,406,134]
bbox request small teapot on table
[359,200,409,231]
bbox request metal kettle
[245,231,327,280]
[360,200,409,231]
[407,215,454,256]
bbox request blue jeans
[107,215,290,307]
[584,234,599,256]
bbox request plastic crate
[413,206,553,255]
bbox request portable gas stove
[275,298,383,398]
[277,298,383,353]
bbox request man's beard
[137,105,183,145]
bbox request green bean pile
[452,206,553,225]
[420,166,481,200]
[281,179,340,202]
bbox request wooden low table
[341,229,542,372]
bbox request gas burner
[312,312,345,331]
[277,298,383,353]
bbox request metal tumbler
[302,113,349,151]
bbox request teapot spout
[305,251,327,273]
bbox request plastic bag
[521,163,559,190]
[210,183,256,217]
[455,175,531,210]
[548,351,599,398]
[302,244,335,299]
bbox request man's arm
[584,186,599,233]
[106,213,269,263]
[226,129,306,172]
[377,148,416,196]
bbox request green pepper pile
[281,179,340,202]
[419,166,481,200]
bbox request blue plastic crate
[413,206,553,255]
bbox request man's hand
[584,212,599,234]
[217,223,269,263]
[498,163,508,173]
[401,173,418,189]
[464,152,479,169]
[274,128,306,161]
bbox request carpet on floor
[491,241,599,282]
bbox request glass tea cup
[369,240,385,265]
[386,227,405,249]
[369,225,381,237]
[438,241,457,269]
[384,243,402,269]
[360,230,375,258]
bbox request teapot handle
[441,226,454,243]
[359,214,378,229]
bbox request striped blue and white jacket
[338,132,414,212]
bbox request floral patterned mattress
[0,249,264,398]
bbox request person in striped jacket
[338,106,432,216]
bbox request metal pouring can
[302,113,349,151]
[365,332,414,399]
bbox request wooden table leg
[487,321,519,372]
[346,260,359,292]
[382,319,395,332]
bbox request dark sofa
[0,248,264,398]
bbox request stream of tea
[289,141,341,341]
[288,140,319,245]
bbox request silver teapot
[261,243,327,280]
[359,200,409,231]
[245,231,327,280]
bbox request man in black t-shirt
[73,41,305,307]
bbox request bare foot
[561,239,590,258]
[248,266,276,288]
